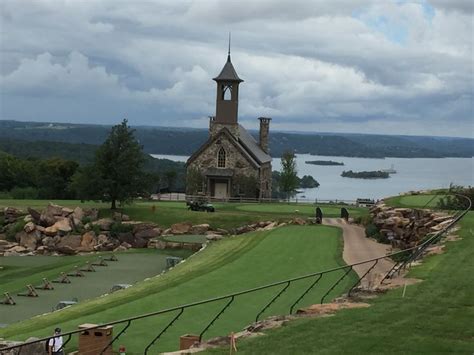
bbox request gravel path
[323,218,394,286]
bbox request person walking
[48,327,64,355]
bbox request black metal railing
[1,193,470,354]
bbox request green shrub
[10,187,39,199]
[0,191,12,199]
[365,223,379,238]
[110,222,133,238]
[354,214,372,226]
[6,220,26,242]
[91,224,101,236]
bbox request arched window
[222,84,232,101]
[217,147,226,168]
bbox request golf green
[0,250,192,326]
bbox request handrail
[1,192,470,353]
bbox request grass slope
[0,199,367,230]
[385,194,442,209]
[207,214,474,354]
[0,226,356,353]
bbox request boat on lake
[381,164,397,174]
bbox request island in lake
[341,170,390,179]
[305,160,344,166]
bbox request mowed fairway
[0,225,356,353]
[207,204,474,354]
[385,194,442,209]
[0,249,192,325]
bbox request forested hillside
[1,120,472,158]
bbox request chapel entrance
[214,182,228,198]
[209,178,229,199]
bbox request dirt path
[323,218,394,286]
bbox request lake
[151,154,473,201]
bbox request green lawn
[162,234,209,243]
[0,249,192,325]
[235,203,361,216]
[385,194,443,209]
[206,212,474,354]
[0,199,367,230]
[0,225,356,353]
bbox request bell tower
[212,39,243,127]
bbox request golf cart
[186,196,215,212]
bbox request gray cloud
[0,0,472,137]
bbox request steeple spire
[227,32,231,61]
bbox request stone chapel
[186,52,272,199]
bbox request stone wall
[187,133,259,198]
[369,202,454,249]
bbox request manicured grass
[0,226,356,353]
[0,249,193,325]
[162,234,208,243]
[0,199,368,230]
[235,203,361,216]
[385,194,443,209]
[206,212,474,354]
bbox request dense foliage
[299,175,320,188]
[279,151,299,201]
[305,160,344,166]
[0,152,79,199]
[437,185,474,210]
[341,170,390,179]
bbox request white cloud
[0,0,472,137]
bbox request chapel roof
[237,125,272,164]
[213,55,243,82]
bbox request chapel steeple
[213,38,243,125]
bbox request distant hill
[0,120,472,158]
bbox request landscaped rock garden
[0,204,309,256]
[369,202,454,249]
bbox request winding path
[323,218,394,285]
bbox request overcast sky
[1,0,473,137]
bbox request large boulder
[57,234,81,251]
[292,217,306,225]
[18,231,40,250]
[191,224,210,235]
[170,222,193,235]
[117,232,134,245]
[133,237,148,248]
[96,234,108,244]
[23,222,36,233]
[7,245,27,253]
[61,207,74,216]
[80,231,97,251]
[43,225,59,237]
[135,228,161,239]
[71,206,85,226]
[4,207,23,223]
[93,218,114,231]
[84,208,99,221]
[40,205,59,227]
[132,222,159,233]
[52,218,72,234]
[0,240,17,252]
[42,236,56,249]
[27,207,42,224]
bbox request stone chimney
[258,117,271,154]
[209,116,215,134]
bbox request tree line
[0,122,320,207]
[0,120,185,207]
